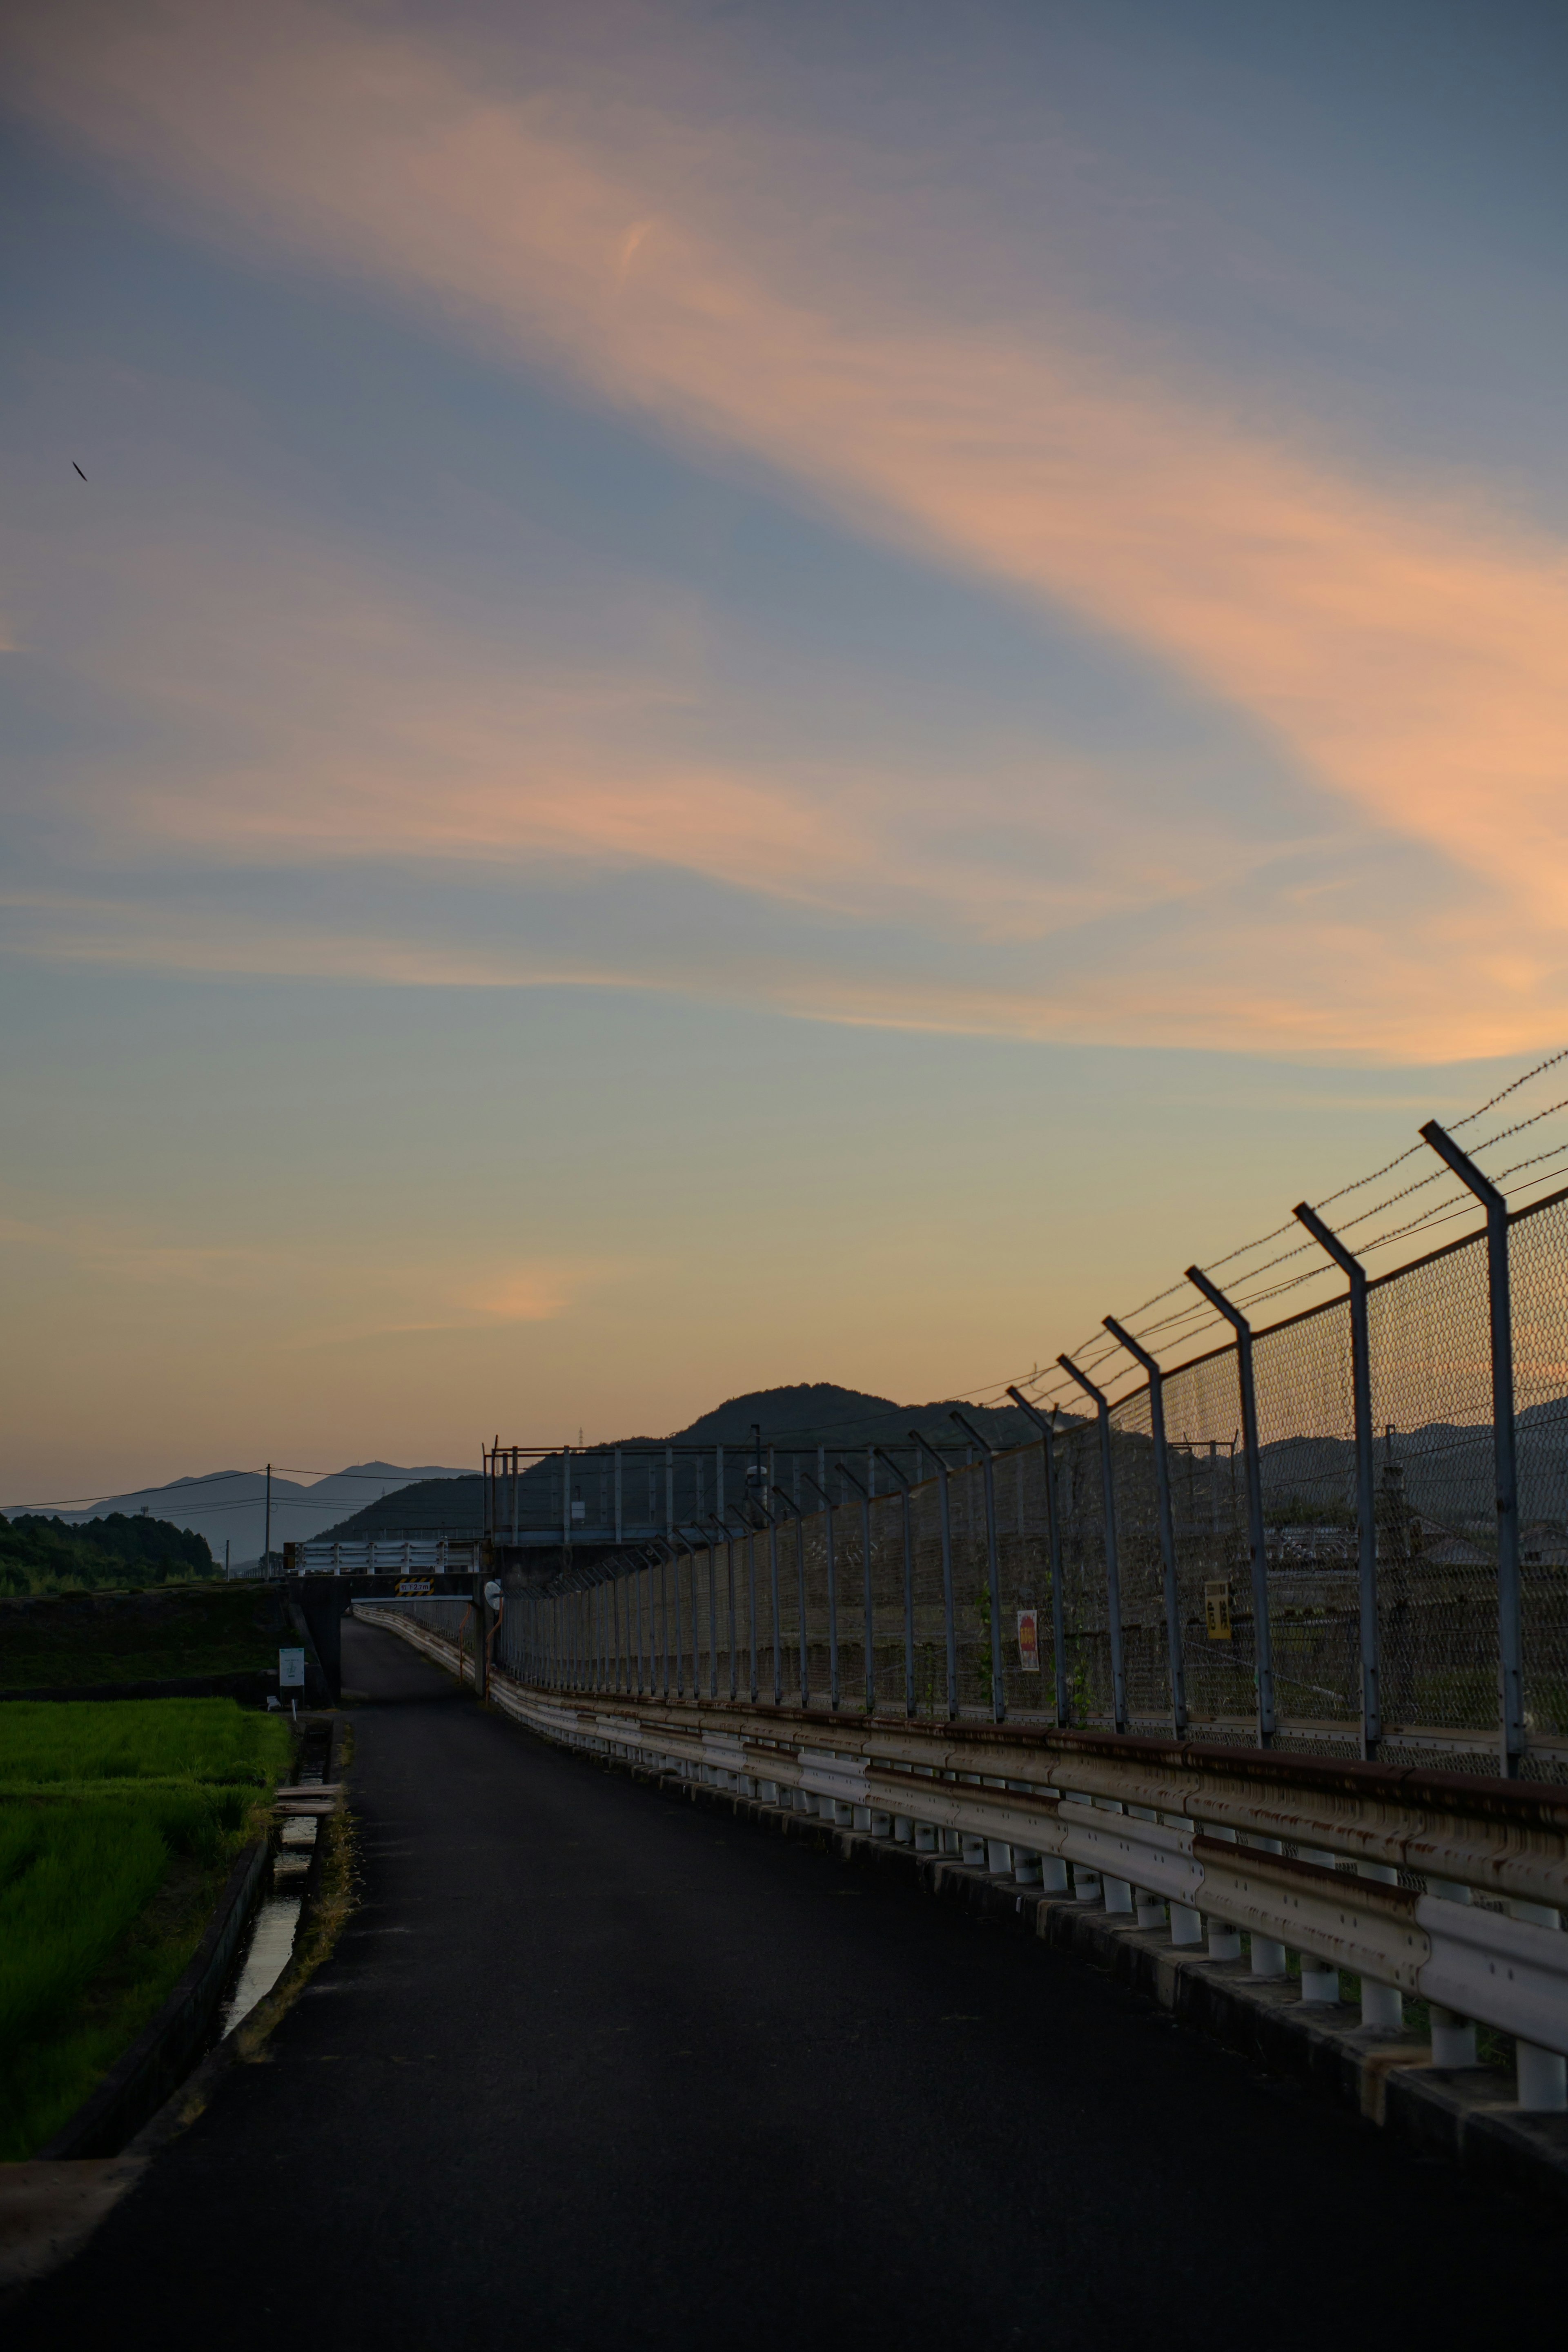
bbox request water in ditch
[217,1727,330,2037]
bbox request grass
[0,1583,284,1690]
[0,1697,292,1788]
[0,1698,294,2157]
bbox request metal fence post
[1419,1119,1525,1775]
[1102,1321,1188,1738]
[1008,1388,1070,1728]
[835,1459,878,1714]
[1184,1268,1276,1748]
[772,1487,810,1709]
[704,1525,719,1699]
[951,1411,1006,1724]
[1058,1356,1128,1735]
[1292,1204,1381,1759]
[910,1432,958,1718]
[744,1511,759,1702]
[874,1449,916,1717]
[801,1472,841,1710]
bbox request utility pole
[264,1462,272,1577]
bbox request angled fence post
[835,1459,878,1714]
[1058,1356,1128,1734]
[874,1449,917,1716]
[772,1487,810,1708]
[951,1411,1006,1723]
[910,1432,959,1718]
[1293,1203,1381,1760]
[1419,1120,1524,1776]
[1184,1267,1276,1748]
[1008,1388,1070,1728]
[1103,1320,1188,1739]
[801,1472,842,1710]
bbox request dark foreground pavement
[15,1619,1564,2348]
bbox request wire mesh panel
[1158,1342,1258,1735]
[1367,1227,1498,1751]
[1511,1193,1568,1754]
[1104,1391,1174,1728]
[1250,1298,1362,1751]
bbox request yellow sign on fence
[1204,1581,1233,1642]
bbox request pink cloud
[10,0,1568,1053]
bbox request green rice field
[0,1698,292,2158]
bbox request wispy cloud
[10,0,1568,1055]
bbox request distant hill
[3,1461,472,1572]
[0,1510,216,1597]
[314,1385,1058,1541]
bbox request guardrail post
[1102,1323,1188,1738]
[802,1471,842,1709]
[1419,1119,1526,1776]
[1008,1389,1070,1728]
[835,1459,878,1714]
[1293,1203,1381,1758]
[1057,1356,1128,1735]
[910,1432,959,1718]
[1183,1268,1276,1748]
[874,1450,917,1717]
[951,1412,1006,1723]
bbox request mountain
[4,1461,472,1573]
[314,1387,1055,1541]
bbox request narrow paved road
[17,1620,1562,2348]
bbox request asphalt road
[16,1618,1564,2348]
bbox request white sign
[278,1647,306,1690]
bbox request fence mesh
[401,1187,1568,1781]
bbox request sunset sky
[5,0,1568,1501]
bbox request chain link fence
[476,1186,1568,1781]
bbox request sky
[4,0,1568,1502]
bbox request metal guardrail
[362,1599,1568,2111]
[285,1538,480,1574]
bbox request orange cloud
[10,1,1568,1058]
[14,0,1568,913]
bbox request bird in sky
[72,461,87,480]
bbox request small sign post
[1015,1608,1041,1672]
[278,1646,306,1690]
